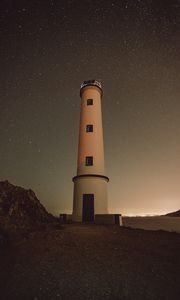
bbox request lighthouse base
[72,174,109,222]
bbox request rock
[165,210,180,217]
[0,180,56,229]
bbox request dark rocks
[0,181,57,243]
[0,180,54,222]
[165,209,180,217]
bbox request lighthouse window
[85,156,93,166]
[86,125,93,132]
[87,99,93,105]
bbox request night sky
[1,0,180,216]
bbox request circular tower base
[72,174,109,222]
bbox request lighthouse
[72,80,109,222]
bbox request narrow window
[86,125,93,132]
[87,99,93,105]
[85,156,93,166]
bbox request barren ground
[0,224,180,300]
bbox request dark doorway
[115,214,120,225]
[82,194,94,222]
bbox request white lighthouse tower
[72,80,109,222]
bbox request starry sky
[0,0,180,216]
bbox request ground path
[0,224,180,300]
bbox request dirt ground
[0,224,180,300]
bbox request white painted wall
[77,86,105,175]
[73,83,109,221]
[73,176,108,221]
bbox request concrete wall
[95,214,122,225]
[72,176,108,221]
[122,216,180,233]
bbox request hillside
[0,180,55,224]
[0,180,56,246]
[165,209,180,217]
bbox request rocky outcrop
[0,180,55,227]
[165,209,180,217]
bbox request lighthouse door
[82,194,94,222]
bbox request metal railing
[80,79,102,89]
